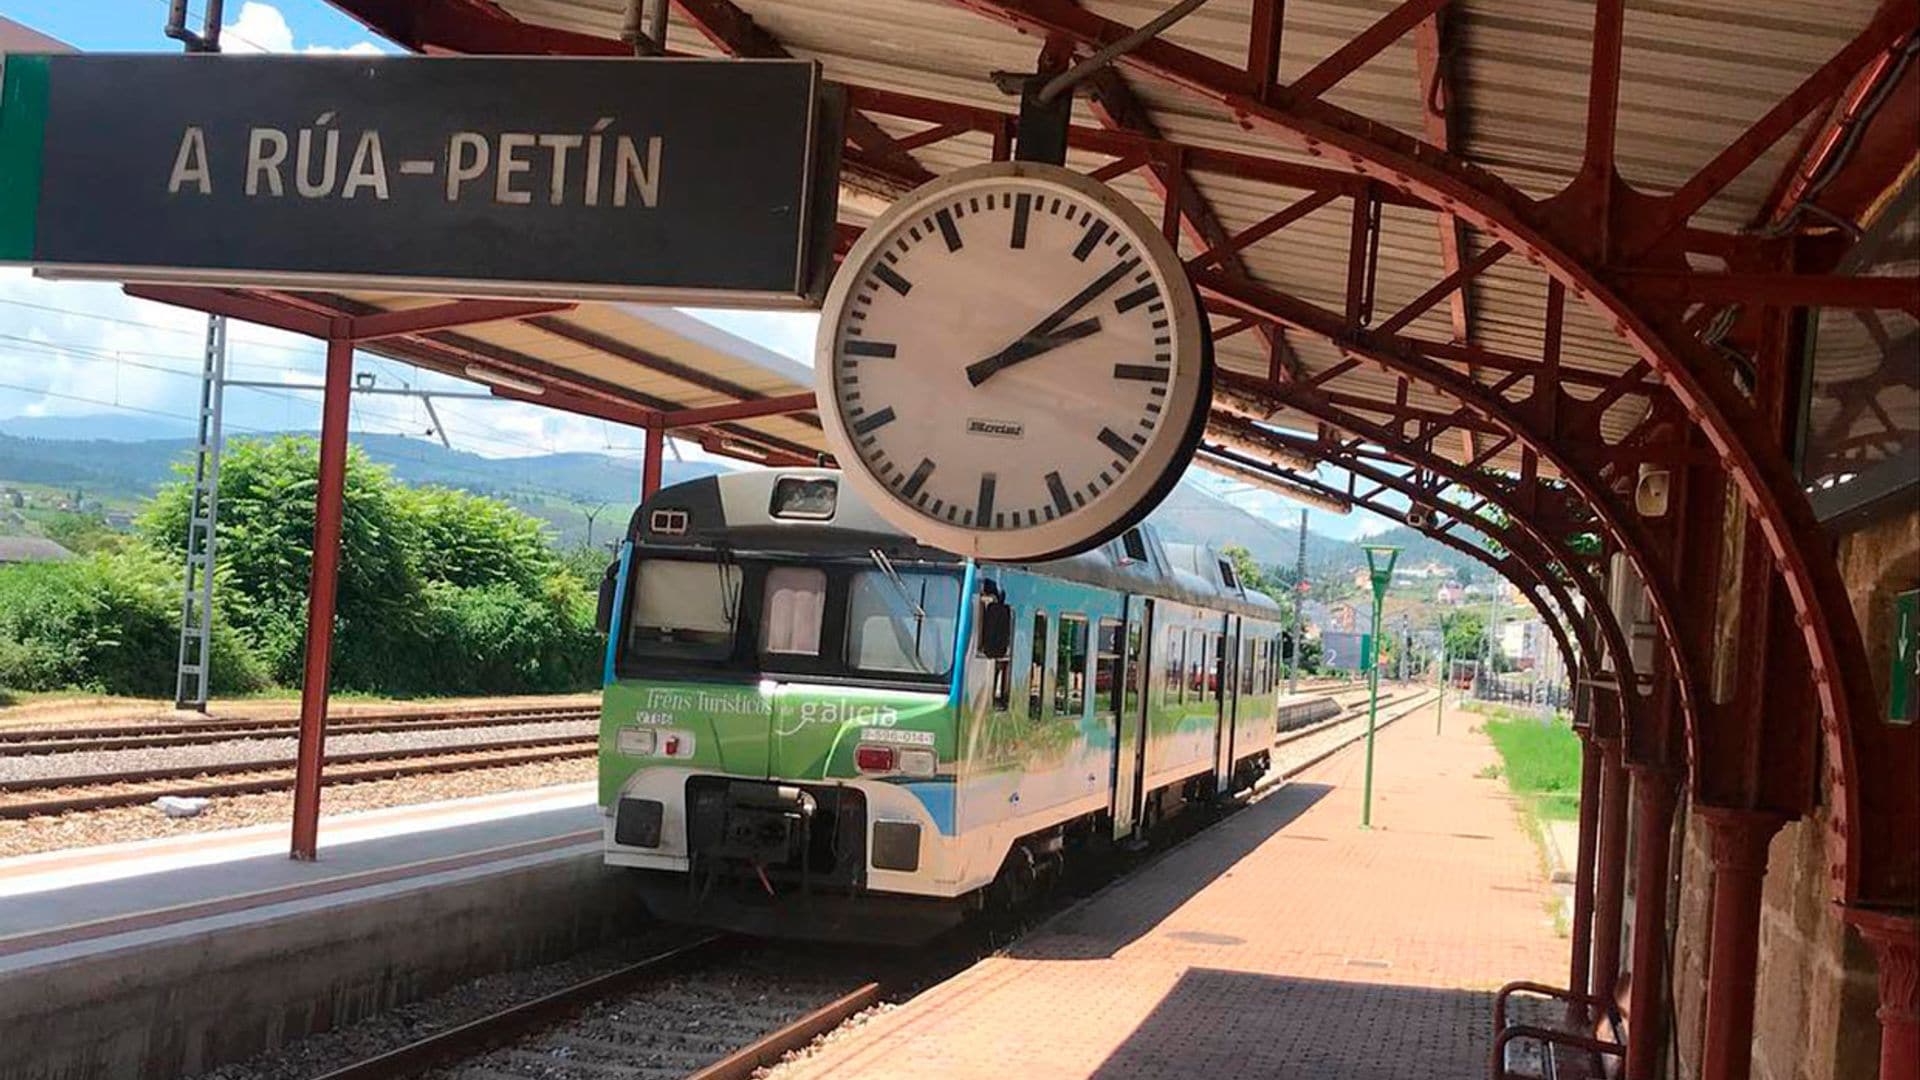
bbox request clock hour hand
[966,257,1139,387]
[964,317,1102,386]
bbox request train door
[1213,616,1238,793]
[1111,596,1152,840]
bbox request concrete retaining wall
[0,848,645,1080]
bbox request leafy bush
[0,548,268,696]
[134,435,598,697]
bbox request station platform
[776,703,1566,1079]
[0,784,631,1080]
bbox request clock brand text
[966,417,1026,439]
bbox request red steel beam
[289,336,355,861]
[1287,0,1451,101]
[1375,241,1511,337]
[346,300,576,342]
[124,285,334,338]
[1634,0,1916,250]
[672,0,936,192]
[641,425,664,499]
[660,391,817,429]
[1614,269,1920,314]
[329,0,628,55]
[1247,0,1284,99]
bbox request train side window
[1100,619,1125,714]
[1055,615,1089,716]
[1188,630,1207,695]
[1242,638,1256,694]
[1166,628,1185,702]
[759,567,826,656]
[991,610,1014,710]
[1028,612,1049,721]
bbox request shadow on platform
[1092,967,1493,1079]
[1008,781,1334,962]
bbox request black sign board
[0,54,841,306]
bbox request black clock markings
[1073,221,1108,261]
[871,263,913,296]
[945,505,959,523]
[935,208,963,252]
[1045,471,1072,516]
[1113,364,1168,383]
[931,497,945,516]
[969,196,981,214]
[1114,283,1159,313]
[852,407,897,436]
[1098,427,1138,462]
[908,224,922,243]
[1131,432,1147,446]
[844,340,896,358]
[1011,193,1032,249]
[901,457,935,499]
[976,473,996,523]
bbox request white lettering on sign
[168,127,211,194]
[168,117,665,209]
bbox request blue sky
[0,2,1390,541]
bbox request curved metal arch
[1225,418,1602,684]
[950,0,1897,900]
[1209,437,1590,685]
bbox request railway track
[313,937,883,1080]
[0,705,599,755]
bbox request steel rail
[0,732,597,794]
[686,982,885,1080]
[0,703,595,744]
[309,936,740,1080]
[0,741,597,818]
[0,709,600,755]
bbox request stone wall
[1666,504,1918,1080]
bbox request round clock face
[816,162,1211,562]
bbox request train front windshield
[620,556,963,685]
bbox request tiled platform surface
[780,702,1566,1079]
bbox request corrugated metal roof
[342,0,1875,473]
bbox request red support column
[1696,807,1787,1080]
[1591,734,1631,1004]
[1846,909,1919,1080]
[1567,728,1604,1016]
[1625,768,1680,1079]
[289,337,354,861]
[641,425,664,499]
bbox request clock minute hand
[965,258,1140,387]
[965,317,1102,386]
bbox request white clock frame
[815,161,1212,562]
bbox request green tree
[1440,609,1487,664]
[1221,544,1275,595]
[402,485,558,593]
[41,510,123,555]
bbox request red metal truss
[938,0,1912,904]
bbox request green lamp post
[1360,543,1400,828]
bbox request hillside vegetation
[0,437,602,698]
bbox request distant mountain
[0,423,1490,575]
[0,428,724,547]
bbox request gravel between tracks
[0,719,598,786]
[0,758,595,858]
[428,948,869,1080]
[183,929,699,1080]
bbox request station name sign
[0,55,841,306]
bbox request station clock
[815,162,1213,562]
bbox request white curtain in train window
[760,566,826,656]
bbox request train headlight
[897,748,937,778]
[617,727,657,756]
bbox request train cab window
[759,567,826,656]
[846,569,961,677]
[1055,615,1089,716]
[1096,620,1123,713]
[626,558,741,662]
[1028,612,1049,720]
[1218,558,1238,590]
[1120,528,1149,563]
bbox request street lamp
[1360,543,1400,828]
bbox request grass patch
[1473,703,1583,823]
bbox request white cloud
[221,2,385,55]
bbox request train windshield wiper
[867,548,927,625]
